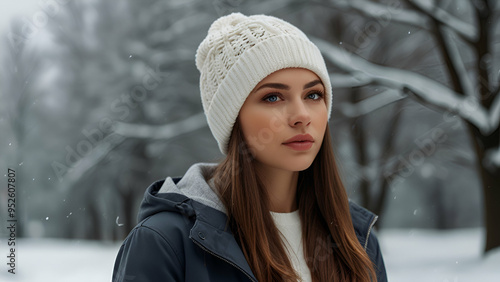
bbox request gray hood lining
[158,163,227,214]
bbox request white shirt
[270,210,312,282]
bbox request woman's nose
[288,100,311,127]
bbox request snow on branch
[113,112,207,139]
[490,94,500,130]
[439,26,476,98]
[408,0,477,42]
[330,73,373,88]
[312,37,493,134]
[54,113,207,192]
[338,89,406,118]
[322,0,429,30]
[148,13,212,45]
[55,134,126,192]
[321,0,477,42]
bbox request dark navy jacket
[113,163,387,281]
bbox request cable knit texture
[196,13,332,154]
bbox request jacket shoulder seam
[135,220,184,268]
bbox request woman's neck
[255,163,299,213]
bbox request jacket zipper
[191,238,257,282]
[364,215,378,250]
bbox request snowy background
[1,0,500,281]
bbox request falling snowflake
[116,216,124,227]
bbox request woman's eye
[263,95,280,103]
[307,92,323,100]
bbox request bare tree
[312,0,500,253]
[34,0,219,238]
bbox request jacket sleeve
[112,225,184,282]
[365,231,387,282]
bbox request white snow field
[1,228,499,281]
[378,228,500,282]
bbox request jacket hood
[137,163,226,223]
[135,163,258,281]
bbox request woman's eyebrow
[253,80,323,93]
[253,83,289,93]
[303,80,323,89]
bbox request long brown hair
[211,120,376,281]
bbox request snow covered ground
[1,228,499,281]
[1,239,119,282]
[378,228,500,282]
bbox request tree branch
[320,0,429,30]
[320,0,476,43]
[56,134,126,192]
[313,36,492,134]
[338,89,406,118]
[490,93,500,130]
[438,25,476,97]
[330,73,373,88]
[55,113,207,192]
[148,13,213,45]
[113,112,207,139]
[408,0,477,43]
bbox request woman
[113,13,387,282]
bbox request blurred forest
[0,0,498,253]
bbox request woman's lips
[283,141,313,151]
[282,134,314,151]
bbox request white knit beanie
[196,13,332,155]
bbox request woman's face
[238,68,329,173]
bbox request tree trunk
[372,177,389,224]
[124,190,136,235]
[88,201,101,240]
[467,122,500,252]
[482,163,500,252]
[479,130,500,252]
